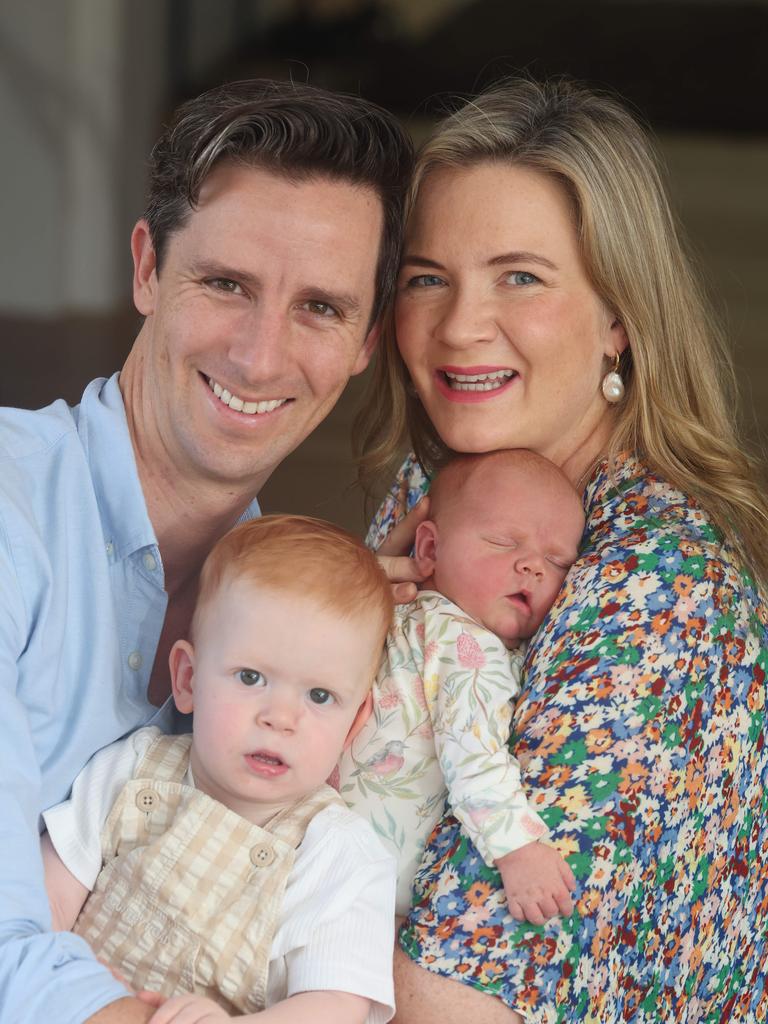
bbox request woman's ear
[131,219,158,316]
[607,315,629,357]
[414,520,438,577]
[169,639,196,715]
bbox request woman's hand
[376,498,431,603]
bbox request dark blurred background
[2,0,766,532]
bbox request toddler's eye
[309,688,334,706]
[239,669,265,687]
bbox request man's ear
[343,691,374,750]
[351,320,381,376]
[131,219,158,316]
[169,639,196,715]
[413,520,438,577]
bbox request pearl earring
[601,353,625,404]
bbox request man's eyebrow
[190,259,363,316]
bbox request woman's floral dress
[368,452,768,1023]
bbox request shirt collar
[76,374,158,561]
[76,374,261,561]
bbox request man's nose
[435,285,497,350]
[227,301,291,380]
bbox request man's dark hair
[145,79,413,323]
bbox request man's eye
[308,688,335,706]
[505,271,539,286]
[304,300,338,318]
[239,669,266,687]
[206,277,242,294]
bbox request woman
[359,79,768,1023]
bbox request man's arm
[0,543,132,1024]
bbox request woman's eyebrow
[488,251,558,270]
[400,255,445,269]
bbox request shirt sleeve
[43,727,159,889]
[0,530,130,1024]
[420,598,548,864]
[275,810,396,1023]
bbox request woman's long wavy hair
[357,77,768,587]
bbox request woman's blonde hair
[357,77,768,586]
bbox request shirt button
[105,541,114,557]
[135,788,158,811]
[250,843,276,868]
[128,651,143,671]
[143,552,157,572]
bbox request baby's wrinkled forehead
[430,450,583,530]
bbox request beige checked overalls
[74,733,343,1012]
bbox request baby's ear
[413,520,438,577]
[343,691,374,751]
[169,639,196,714]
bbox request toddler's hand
[148,994,230,1024]
[496,841,577,926]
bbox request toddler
[339,449,584,923]
[42,516,396,1024]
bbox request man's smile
[206,375,290,415]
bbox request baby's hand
[148,994,230,1024]
[496,841,577,926]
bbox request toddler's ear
[413,520,438,577]
[169,639,196,714]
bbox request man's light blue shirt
[0,374,258,1023]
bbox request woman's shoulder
[366,452,430,550]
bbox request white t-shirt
[43,727,396,1022]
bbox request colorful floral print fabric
[368,452,768,1023]
[338,592,546,916]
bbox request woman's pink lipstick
[434,365,518,404]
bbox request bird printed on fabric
[351,740,406,779]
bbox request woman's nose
[435,286,497,350]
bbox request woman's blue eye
[309,688,334,706]
[408,274,444,289]
[507,271,539,286]
[239,669,265,687]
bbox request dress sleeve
[421,600,548,865]
[365,453,430,550]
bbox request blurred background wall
[1,0,766,532]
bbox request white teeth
[444,370,516,392]
[207,377,288,415]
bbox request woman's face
[395,162,627,472]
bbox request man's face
[127,163,383,492]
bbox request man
[0,79,412,1024]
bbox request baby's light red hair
[192,514,394,655]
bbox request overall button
[128,651,143,671]
[143,552,157,572]
[250,843,275,868]
[135,789,158,811]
